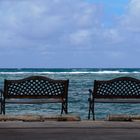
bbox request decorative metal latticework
[94,77,140,98]
[4,76,69,98]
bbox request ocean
[1,68,140,120]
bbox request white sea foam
[0,70,139,75]
[95,70,129,74]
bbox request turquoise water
[1,68,140,120]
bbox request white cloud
[120,0,140,32]
[69,29,92,46]
[0,0,101,50]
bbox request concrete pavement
[0,121,140,140]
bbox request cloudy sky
[0,0,140,68]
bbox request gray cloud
[0,0,140,67]
[0,0,100,49]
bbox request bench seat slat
[5,98,64,104]
[94,98,140,103]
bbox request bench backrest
[4,76,69,99]
[93,77,140,98]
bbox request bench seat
[4,98,64,104]
[93,98,140,103]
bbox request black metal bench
[88,77,140,120]
[0,76,69,115]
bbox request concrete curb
[1,121,140,129]
[0,114,81,122]
[106,114,140,121]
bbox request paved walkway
[0,121,140,140]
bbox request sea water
[1,68,140,120]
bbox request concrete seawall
[0,114,81,122]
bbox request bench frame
[88,77,140,120]
[1,76,69,115]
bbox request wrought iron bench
[88,77,140,120]
[0,76,69,115]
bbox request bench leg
[61,103,63,114]
[88,100,95,120]
[88,100,91,119]
[2,102,5,115]
[0,101,2,114]
[92,102,95,120]
[61,102,68,114]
